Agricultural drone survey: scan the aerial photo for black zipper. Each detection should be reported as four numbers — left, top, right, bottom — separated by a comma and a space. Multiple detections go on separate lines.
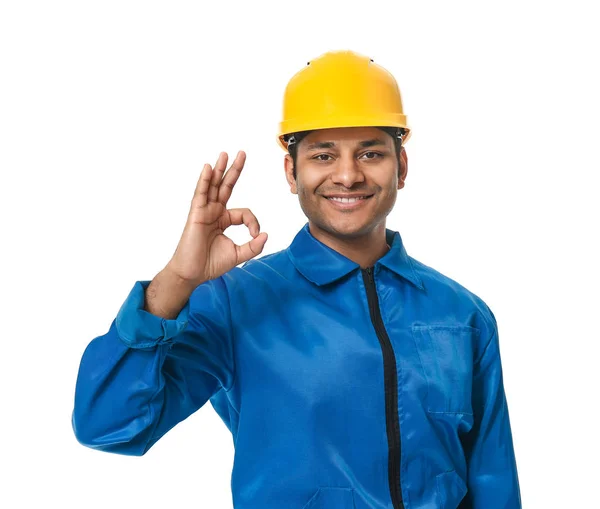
362, 266, 404, 509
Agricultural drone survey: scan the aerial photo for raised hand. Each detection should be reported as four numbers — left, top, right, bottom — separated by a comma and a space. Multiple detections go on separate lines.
166, 151, 268, 286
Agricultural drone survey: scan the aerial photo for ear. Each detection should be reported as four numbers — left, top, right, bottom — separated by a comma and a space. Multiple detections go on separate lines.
397, 146, 408, 190
284, 154, 298, 194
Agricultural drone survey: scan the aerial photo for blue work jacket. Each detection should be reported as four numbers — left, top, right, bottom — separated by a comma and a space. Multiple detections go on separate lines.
72, 223, 521, 508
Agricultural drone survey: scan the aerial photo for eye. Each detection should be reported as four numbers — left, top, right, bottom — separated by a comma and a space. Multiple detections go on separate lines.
360, 151, 383, 160
313, 154, 333, 161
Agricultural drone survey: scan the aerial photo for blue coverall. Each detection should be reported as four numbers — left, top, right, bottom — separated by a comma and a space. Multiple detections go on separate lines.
72, 223, 522, 508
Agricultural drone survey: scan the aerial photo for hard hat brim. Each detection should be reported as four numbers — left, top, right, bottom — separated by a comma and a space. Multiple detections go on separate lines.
277, 115, 411, 152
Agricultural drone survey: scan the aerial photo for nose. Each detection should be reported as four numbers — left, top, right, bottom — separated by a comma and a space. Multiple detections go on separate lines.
330, 156, 365, 188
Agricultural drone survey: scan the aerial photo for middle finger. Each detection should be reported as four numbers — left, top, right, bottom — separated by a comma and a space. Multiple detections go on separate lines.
208, 152, 228, 203
218, 150, 246, 205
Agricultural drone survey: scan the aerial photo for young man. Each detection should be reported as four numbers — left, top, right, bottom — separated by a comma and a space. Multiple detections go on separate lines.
72, 50, 521, 508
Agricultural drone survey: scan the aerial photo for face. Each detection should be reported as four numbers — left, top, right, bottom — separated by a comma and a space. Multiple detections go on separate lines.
284, 126, 408, 240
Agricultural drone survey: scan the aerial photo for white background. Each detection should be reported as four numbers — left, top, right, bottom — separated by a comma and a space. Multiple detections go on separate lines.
1, 1, 598, 507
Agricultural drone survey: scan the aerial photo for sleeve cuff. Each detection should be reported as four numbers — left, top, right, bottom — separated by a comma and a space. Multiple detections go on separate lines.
115, 280, 190, 349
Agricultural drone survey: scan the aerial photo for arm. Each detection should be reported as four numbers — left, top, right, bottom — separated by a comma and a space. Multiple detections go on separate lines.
71, 275, 235, 456
460, 312, 522, 508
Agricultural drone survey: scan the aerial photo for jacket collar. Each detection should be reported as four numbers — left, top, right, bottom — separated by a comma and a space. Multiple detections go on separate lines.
287, 223, 425, 290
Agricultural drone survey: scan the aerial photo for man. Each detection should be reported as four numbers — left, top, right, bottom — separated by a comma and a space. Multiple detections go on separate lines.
72, 50, 521, 508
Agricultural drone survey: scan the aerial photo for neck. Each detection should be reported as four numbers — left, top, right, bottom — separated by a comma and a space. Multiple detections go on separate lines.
308, 221, 390, 269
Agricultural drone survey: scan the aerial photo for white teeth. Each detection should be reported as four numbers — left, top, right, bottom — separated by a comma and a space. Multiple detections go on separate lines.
329, 196, 365, 203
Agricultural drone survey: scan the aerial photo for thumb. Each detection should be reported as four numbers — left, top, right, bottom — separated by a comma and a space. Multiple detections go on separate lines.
236, 232, 268, 265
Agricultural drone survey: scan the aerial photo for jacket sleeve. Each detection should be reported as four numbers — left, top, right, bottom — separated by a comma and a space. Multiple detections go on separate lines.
71, 277, 235, 456
460, 311, 522, 508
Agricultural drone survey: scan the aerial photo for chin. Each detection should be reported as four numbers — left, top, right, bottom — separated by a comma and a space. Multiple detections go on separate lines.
314, 216, 374, 239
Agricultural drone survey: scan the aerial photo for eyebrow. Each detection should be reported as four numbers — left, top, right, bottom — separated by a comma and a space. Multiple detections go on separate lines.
305, 138, 388, 152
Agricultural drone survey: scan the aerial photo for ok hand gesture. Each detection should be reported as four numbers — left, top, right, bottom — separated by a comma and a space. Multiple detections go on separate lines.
167, 151, 268, 286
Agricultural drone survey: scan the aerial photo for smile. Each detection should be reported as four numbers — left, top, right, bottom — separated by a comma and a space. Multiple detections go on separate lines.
329, 196, 367, 203
324, 195, 373, 209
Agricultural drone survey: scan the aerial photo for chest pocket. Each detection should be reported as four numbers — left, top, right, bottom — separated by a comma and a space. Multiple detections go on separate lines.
411, 324, 480, 415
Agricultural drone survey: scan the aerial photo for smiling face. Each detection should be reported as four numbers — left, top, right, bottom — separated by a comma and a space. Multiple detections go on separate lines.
284, 126, 408, 241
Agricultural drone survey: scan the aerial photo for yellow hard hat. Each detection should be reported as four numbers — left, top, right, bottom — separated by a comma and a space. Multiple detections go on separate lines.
277, 50, 411, 152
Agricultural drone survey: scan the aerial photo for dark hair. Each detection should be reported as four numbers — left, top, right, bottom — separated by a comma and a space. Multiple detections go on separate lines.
285, 126, 406, 180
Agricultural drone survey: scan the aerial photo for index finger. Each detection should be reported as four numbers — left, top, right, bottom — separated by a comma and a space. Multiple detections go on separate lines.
217, 150, 246, 205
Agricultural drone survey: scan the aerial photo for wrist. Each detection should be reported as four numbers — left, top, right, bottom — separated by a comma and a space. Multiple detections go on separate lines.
162, 264, 204, 293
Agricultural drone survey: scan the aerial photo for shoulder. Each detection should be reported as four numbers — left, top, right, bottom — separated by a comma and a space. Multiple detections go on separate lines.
409, 254, 498, 341
188, 248, 293, 316
239, 248, 292, 279
214, 247, 296, 291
